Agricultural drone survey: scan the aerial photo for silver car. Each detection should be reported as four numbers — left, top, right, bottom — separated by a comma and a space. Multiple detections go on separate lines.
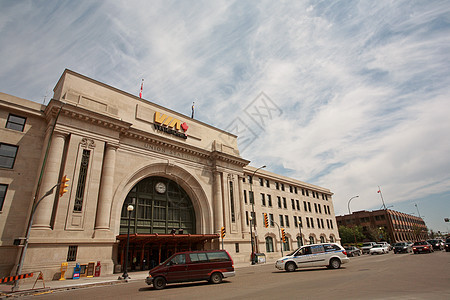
275, 243, 350, 272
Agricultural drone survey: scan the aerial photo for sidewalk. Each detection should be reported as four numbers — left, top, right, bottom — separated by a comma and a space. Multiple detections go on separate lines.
0, 260, 270, 298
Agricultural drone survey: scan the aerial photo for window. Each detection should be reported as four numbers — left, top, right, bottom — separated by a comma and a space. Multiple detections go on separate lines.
327, 219, 330, 229
291, 199, 295, 210
318, 205, 322, 214
277, 196, 281, 208
294, 216, 298, 227
267, 195, 272, 207
0, 184, 7, 211
317, 218, 321, 228
283, 197, 287, 209
330, 220, 333, 229
309, 236, 315, 244
189, 253, 208, 263
294, 187, 298, 194
235, 243, 240, 253
266, 236, 274, 252
320, 236, 325, 243
329, 235, 335, 243
73, 149, 90, 211
170, 254, 186, 265
259, 178, 264, 186
0, 143, 18, 169
303, 201, 307, 211
265, 179, 270, 188
296, 200, 300, 211
269, 213, 274, 227
289, 185, 293, 193
305, 190, 309, 197
261, 193, 266, 206
281, 183, 285, 191
321, 219, 324, 228
310, 218, 314, 228
314, 203, 318, 213
246, 211, 249, 225
275, 182, 279, 190
283, 237, 290, 251
285, 215, 290, 227
306, 218, 310, 228
67, 245, 78, 262
6, 114, 26, 132
279, 214, 284, 227
229, 181, 235, 222
302, 188, 305, 196
308, 202, 311, 212
299, 217, 303, 227
244, 190, 247, 204
247, 175, 252, 184
249, 191, 254, 204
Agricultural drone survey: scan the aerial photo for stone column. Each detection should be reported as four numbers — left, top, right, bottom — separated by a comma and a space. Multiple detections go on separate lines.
95, 143, 118, 230
33, 132, 67, 229
212, 171, 223, 234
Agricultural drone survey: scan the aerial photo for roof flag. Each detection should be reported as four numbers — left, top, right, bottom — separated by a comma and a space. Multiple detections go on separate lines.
139, 79, 144, 98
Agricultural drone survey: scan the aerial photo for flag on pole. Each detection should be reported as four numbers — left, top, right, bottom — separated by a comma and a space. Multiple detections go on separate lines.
139, 79, 144, 98
377, 189, 381, 193
191, 102, 195, 119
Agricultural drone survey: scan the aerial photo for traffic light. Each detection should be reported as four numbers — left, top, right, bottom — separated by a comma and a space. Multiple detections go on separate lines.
263, 213, 269, 228
221, 226, 226, 238
59, 175, 70, 197
281, 228, 286, 243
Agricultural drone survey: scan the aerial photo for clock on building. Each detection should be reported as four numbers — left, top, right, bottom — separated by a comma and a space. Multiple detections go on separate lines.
155, 182, 166, 194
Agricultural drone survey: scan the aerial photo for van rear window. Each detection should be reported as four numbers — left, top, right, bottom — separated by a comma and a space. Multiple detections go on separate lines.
206, 251, 230, 262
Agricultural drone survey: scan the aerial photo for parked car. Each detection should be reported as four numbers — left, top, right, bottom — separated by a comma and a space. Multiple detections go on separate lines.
361, 242, 377, 254
275, 243, 350, 272
445, 237, 450, 252
369, 244, 389, 255
393, 242, 412, 254
427, 239, 444, 250
145, 250, 235, 290
344, 246, 361, 257
412, 241, 434, 254
376, 242, 392, 251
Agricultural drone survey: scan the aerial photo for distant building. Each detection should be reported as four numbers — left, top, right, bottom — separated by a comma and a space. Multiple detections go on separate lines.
336, 209, 428, 243
0, 69, 339, 279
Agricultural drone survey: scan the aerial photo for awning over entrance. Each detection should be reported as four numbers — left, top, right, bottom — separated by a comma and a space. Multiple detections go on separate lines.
116, 233, 219, 244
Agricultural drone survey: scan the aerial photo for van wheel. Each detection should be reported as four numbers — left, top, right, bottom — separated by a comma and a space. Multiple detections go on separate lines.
210, 272, 223, 284
285, 262, 296, 272
329, 258, 341, 269
153, 277, 166, 290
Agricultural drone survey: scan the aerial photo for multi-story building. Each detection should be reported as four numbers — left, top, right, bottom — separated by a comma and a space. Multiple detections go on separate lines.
336, 209, 428, 243
0, 69, 339, 279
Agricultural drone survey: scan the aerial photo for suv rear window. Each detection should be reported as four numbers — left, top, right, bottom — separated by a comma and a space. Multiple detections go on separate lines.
189, 253, 208, 263
324, 244, 341, 252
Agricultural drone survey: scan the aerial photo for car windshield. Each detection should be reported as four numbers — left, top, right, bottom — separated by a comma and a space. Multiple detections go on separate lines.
362, 243, 373, 247
394, 243, 406, 246
413, 241, 426, 245
373, 245, 382, 248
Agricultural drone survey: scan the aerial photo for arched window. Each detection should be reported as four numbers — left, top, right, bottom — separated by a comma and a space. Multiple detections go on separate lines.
283, 237, 290, 251
120, 176, 195, 234
265, 236, 274, 252
320, 236, 325, 243
297, 236, 303, 247
309, 236, 315, 244
329, 235, 335, 243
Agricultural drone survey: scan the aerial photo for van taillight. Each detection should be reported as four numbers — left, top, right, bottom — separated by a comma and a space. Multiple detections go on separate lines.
342, 250, 347, 256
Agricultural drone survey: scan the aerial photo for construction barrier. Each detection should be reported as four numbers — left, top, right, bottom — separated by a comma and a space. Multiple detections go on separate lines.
0, 273, 34, 284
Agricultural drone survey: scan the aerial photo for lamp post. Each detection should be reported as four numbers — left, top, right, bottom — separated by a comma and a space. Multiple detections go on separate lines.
122, 204, 134, 280
249, 165, 266, 253
298, 220, 303, 247
249, 216, 255, 265
347, 195, 359, 246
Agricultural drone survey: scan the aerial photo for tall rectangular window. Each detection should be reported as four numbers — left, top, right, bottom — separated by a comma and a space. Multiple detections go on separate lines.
265, 179, 270, 188
317, 218, 321, 228
269, 213, 274, 227
283, 197, 287, 209
243, 190, 247, 204
6, 114, 26, 132
306, 217, 310, 228
314, 203, 318, 213
291, 199, 295, 210
235, 243, 239, 253
296, 200, 300, 211
73, 149, 90, 211
275, 182, 279, 190
0, 143, 18, 169
267, 194, 272, 207
229, 181, 235, 222
67, 245, 78, 262
285, 215, 290, 227
0, 184, 8, 211
294, 216, 298, 227
308, 202, 311, 212
277, 196, 281, 208
261, 193, 266, 206
279, 214, 284, 227
249, 191, 254, 204
246, 211, 249, 225
259, 178, 264, 186
281, 184, 285, 191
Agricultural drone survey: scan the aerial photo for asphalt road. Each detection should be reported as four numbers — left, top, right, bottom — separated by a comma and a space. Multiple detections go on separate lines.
26, 251, 450, 299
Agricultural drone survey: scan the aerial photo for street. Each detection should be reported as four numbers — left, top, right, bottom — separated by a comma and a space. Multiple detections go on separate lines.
26, 251, 449, 299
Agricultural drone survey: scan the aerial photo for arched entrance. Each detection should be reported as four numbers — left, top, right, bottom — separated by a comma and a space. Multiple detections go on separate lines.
117, 176, 218, 271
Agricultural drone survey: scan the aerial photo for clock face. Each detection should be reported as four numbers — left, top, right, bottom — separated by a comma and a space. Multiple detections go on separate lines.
155, 182, 166, 194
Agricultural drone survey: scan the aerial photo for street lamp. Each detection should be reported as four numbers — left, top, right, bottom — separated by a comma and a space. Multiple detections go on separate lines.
347, 195, 359, 246
122, 204, 134, 280
249, 165, 266, 253
249, 216, 255, 265
298, 220, 303, 247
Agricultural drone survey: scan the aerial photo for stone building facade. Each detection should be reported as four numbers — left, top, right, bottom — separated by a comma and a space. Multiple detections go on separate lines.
0, 69, 339, 279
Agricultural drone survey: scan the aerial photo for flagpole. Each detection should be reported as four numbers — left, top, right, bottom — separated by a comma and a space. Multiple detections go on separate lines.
191, 101, 195, 119
139, 79, 144, 98
378, 186, 387, 210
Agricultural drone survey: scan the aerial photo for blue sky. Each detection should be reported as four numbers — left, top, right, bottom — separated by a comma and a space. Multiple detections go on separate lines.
1, 0, 449, 234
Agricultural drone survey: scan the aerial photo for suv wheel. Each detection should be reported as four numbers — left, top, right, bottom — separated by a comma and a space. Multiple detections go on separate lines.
210, 272, 223, 284
153, 277, 166, 290
285, 262, 296, 272
329, 258, 341, 269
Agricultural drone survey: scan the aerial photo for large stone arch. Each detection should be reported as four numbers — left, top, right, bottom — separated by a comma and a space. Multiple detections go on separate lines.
111, 162, 212, 235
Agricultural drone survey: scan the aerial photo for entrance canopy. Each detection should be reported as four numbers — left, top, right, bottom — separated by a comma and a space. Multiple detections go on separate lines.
116, 233, 219, 245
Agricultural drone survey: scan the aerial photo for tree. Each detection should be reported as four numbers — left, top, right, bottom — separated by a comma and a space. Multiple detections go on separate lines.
339, 225, 365, 245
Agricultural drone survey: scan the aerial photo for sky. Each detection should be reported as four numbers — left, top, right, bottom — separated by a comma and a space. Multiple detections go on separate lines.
1, 0, 449, 234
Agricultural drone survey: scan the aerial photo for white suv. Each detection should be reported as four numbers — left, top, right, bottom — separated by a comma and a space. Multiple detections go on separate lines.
275, 243, 350, 272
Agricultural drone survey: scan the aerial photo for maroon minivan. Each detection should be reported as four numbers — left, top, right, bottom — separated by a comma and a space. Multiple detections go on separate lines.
146, 250, 235, 289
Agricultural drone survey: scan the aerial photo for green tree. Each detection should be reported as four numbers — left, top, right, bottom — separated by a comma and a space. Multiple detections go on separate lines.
339, 225, 365, 245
